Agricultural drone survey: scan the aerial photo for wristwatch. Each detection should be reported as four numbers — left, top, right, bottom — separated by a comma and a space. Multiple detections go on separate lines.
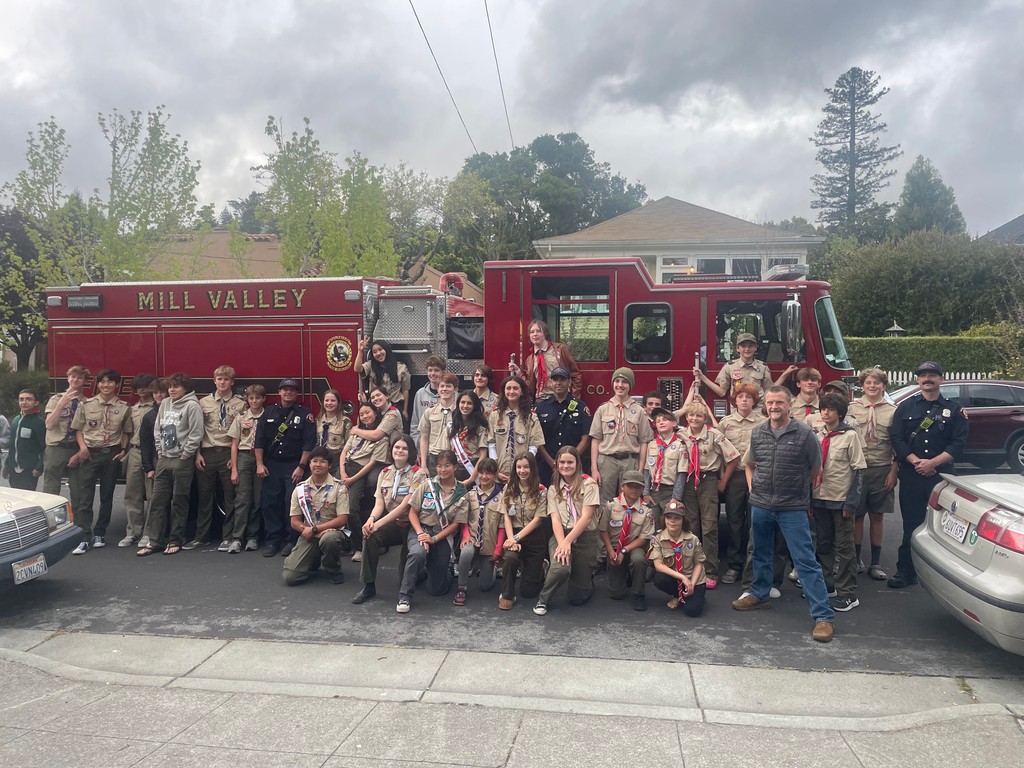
513, 534, 520, 543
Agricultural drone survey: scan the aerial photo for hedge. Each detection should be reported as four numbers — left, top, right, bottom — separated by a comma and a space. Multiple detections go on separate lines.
844, 336, 1006, 376
0, 364, 52, 420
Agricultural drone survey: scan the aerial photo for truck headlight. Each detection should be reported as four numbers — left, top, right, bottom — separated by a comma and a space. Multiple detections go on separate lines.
45, 502, 71, 530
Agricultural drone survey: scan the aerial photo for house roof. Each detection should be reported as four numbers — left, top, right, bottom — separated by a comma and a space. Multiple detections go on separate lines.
151, 230, 286, 278
533, 196, 823, 247
980, 213, 1024, 244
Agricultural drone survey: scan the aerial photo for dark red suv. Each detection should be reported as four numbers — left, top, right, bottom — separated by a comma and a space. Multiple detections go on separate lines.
892, 380, 1024, 472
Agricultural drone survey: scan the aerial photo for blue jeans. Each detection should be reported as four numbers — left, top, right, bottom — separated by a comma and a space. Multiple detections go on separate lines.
751, 505, 835, 623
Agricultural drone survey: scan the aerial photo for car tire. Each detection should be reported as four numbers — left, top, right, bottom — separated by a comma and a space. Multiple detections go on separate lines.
1008, 435, 1024, 474
972, 455, 1005, 471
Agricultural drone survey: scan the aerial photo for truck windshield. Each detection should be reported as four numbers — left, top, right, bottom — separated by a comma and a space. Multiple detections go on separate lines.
814, 297, 852, 370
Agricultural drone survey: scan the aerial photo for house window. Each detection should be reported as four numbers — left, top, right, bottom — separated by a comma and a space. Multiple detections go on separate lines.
697, 258, 726, 274
732, 258, 762, 277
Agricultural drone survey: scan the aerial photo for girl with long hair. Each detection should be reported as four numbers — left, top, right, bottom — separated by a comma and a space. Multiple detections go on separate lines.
487, 375, 543, 484
450, 389, 490, 485
497, 454, 550, 609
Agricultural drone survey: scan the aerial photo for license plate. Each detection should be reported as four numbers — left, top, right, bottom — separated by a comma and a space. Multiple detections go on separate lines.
941, 512, 970, 543
12, 553, 48, 585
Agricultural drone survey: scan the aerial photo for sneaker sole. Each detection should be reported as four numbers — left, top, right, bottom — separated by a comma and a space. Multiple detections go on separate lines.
833, 599, 860, 612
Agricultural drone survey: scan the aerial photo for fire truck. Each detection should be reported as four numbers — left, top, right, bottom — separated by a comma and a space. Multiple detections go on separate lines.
46, 257, 854, 415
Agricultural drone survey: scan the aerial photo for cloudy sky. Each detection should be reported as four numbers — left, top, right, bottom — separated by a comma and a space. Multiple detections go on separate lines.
2, 0, 1021, 234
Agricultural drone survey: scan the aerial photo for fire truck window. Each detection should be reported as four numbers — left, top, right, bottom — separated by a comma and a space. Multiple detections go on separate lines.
530, 275, 610, 362
715, 300, 804, 364
625, 303, 671, 364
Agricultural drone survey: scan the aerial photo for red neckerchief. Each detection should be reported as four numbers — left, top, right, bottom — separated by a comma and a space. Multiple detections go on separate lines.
615, 493, 637, 557
818, 428, 842, 485
686, 431, 702, 485
669, 537, 686, 600
535, 347, 548, 394
653, 431, 678, 486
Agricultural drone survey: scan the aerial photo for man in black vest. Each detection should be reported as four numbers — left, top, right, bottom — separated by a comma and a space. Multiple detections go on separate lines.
255, 379, 316, 557
732, 385, 835, 643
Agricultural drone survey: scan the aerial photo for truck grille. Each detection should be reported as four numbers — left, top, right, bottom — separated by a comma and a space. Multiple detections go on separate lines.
658, 377, 684, 411
0, 508, 49, 555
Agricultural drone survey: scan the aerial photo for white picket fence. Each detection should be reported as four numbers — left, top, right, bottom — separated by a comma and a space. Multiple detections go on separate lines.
882, 370, 995, 388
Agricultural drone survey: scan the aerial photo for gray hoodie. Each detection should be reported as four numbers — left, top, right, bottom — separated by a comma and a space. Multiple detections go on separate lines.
154, 392, 204, 459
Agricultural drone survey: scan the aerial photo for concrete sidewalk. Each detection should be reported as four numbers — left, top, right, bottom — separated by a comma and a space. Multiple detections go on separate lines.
1, 629, 1022, 767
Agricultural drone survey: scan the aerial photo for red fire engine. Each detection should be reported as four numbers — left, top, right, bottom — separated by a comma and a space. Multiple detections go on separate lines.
46, 257, 853, 414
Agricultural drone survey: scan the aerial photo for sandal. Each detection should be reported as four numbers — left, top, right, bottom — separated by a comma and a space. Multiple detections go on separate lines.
868, 564, 888, 581
163, 545, 181, 555
136, 547, 161, 557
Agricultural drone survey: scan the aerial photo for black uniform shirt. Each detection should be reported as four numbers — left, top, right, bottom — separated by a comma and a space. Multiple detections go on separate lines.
891, 392, 968, 469
255, 403, 316, 462
537, 395, 592, 457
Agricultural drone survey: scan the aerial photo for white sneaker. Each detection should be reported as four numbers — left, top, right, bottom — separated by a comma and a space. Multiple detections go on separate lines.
244, 538, 259, 551
788, 568, 798, 582
72, 541, 89, 555
532, 602, 548, 616
216, 540, 231, 552
91, 535, 106, 548
138, 536, 151, 548
117, 535, 137, 548
770, 587, 782, 599
396, 598, 411, 614
227, 540, 242, 554
351, 551, 363, 562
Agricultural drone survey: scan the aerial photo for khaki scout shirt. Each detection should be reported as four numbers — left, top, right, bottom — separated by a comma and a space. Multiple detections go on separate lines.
649, 529, 707, 585
228, 408, 263, 452
681, 426, 740, 473
288, 474, 349, 523
466, 482, 505, 551
45, 392, 81, 446
361, 360, 411, 404
502, 487, 548, 530
199, 393, 246, 448
342, 431, 388, 467
547, 476, 601, 531
848, 398, 896, 468
419, 400, 458, 455
409, 479, 470, 529
809, 422, 867, 503
71, 396, 132, 448
644, 431, 688, 487
717, 411, 767, 458
128, 400, 155, 448
488, 408, 544, 476
599, 494, 655, 544
375, 464, 428, 519
589, 398, 654, 455
792, 397, 820, 424
317, 414, 352, 456
379, 406, 404, 446
715, 359, 771, 398
477, 389, 499, 416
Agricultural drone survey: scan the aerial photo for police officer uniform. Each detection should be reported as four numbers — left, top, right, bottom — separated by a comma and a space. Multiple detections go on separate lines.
536, 367, 593, 486
889, 361, 968, 587
254, 379, 316, 555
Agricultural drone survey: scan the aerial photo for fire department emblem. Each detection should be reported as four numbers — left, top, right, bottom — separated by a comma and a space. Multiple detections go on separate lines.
326, 336, 353, 371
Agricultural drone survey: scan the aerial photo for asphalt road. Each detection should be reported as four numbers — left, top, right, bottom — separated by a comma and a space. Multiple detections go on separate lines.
3, 468, 1022, 681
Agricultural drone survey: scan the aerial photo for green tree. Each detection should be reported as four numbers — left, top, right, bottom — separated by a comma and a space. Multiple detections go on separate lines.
891, 155, 966, 238
332, 152, 395, 278
829, 231, 1021, 337
0, 207, 50, 370
810, 67, 902, 240
382, 163, 449, 282
228, 191, 268, 234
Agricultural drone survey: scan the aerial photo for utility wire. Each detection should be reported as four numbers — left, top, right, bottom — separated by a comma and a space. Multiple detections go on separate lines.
484, 0, 515, 151
408, 0, 478, 155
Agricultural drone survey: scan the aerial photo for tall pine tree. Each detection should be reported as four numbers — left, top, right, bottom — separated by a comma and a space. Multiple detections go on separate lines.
810, 67, 902, 241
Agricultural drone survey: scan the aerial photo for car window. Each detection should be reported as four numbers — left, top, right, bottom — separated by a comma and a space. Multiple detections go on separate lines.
967, 384, 1016, 408
939, 384, 961, 404
1014, 386, 1024, 406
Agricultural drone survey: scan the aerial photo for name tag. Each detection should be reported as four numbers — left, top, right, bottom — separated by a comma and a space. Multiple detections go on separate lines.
610, 519, 623, 528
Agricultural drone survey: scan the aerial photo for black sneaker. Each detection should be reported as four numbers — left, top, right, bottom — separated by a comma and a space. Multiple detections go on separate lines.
887, 572, 918, 589
262, 542, 282, 557
352, 584, 377, 604
631, 594, 648, 612
831, 596, 859, 612
280, 542, 294, 557
329, 570, 345, 585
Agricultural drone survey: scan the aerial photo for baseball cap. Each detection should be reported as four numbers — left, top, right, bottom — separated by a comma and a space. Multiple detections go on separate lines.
650, 406, 678, 422
278, 378, 300, 390
622, 470, 646, 487
736, 333, 757, 345
914, 361, 944, 376
663, 499, 685, 517
549, 367, 570, 379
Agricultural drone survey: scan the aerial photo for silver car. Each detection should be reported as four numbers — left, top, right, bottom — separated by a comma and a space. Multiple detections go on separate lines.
912, 474, 1024, 656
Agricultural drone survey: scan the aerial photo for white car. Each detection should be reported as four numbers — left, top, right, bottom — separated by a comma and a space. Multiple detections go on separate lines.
912, 474, 1024, 656
0, 487, 80, 588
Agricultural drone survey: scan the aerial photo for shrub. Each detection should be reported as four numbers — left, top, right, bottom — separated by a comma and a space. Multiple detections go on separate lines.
844, 336, 1007, 376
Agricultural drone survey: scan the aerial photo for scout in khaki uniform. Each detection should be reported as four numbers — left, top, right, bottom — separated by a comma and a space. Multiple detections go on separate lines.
450, 390, 490, 484
599, 470, 655, 611
643, 407, 687, 530
498, 453, 549, 609
398, 450, 470, 613
282, 447, 350, 585
791, 367, 822, 424
353, 435, 429, 605
316, 388, 352, 474
358, 337, 412, 421
650, 500, 707, 617
696, 332, 771, 400
353, 387, 403, 451
677, 401, 740, 588
848, 368, 898, 581
118, 374, 156, 547
194, 365, 246, 551
340, 404, 390, 555
453, 458, 503, 605
589, 367, 653, 503
227, 384, 266, 553
71, 368, 132, 553
809, 393, 867, 612
716, 384, 767, 584
43, 365, 89, 513
488, 375, 544, 482
472, 364, 499, 416
534, 446, 602, 615
418, 372, 460, 472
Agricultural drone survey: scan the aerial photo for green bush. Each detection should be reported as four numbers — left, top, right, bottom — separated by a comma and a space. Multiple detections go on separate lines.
0, 362, 51, 419
844, 336, 1007, 376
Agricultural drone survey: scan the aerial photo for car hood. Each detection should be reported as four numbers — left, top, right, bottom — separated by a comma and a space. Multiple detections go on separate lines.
942, 473, 1024, 515
0, 487, 68, 515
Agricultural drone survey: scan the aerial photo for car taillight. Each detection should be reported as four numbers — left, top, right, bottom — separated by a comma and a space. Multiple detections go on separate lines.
976, 507, 1024, 554
928, 481, 949, 511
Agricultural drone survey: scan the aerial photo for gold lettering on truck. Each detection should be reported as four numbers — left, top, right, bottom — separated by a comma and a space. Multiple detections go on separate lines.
135, 286, 313, 312
139, 292, 155, 311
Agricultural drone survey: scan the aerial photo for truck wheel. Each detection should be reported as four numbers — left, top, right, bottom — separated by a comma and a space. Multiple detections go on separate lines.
1008, 435, 1024, 474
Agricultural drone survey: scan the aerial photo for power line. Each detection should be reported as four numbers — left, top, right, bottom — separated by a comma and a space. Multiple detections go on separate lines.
484, 0, 515, 151
408, 0, 478, 155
